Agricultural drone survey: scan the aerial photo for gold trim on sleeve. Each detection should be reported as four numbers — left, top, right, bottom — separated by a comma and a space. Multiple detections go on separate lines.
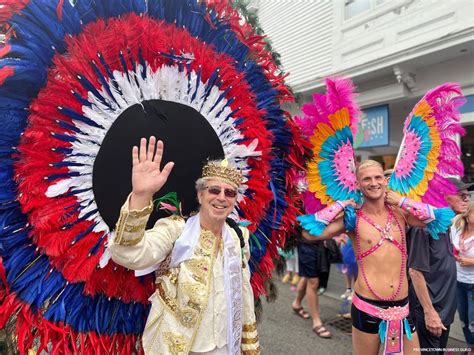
124, 222, 148, 233
128, 203, 153, 218
242, 335, 259, 344
242, 347, 261, 355
113, 232, 144, 246
242, 322, 257, 332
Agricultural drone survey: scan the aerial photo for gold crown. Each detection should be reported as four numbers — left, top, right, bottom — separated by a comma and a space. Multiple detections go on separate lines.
201, 159, 242, 188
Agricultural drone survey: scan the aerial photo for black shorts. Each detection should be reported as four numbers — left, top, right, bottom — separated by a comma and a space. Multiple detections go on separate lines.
351, 293, 416, 334
297, 243, 321, 278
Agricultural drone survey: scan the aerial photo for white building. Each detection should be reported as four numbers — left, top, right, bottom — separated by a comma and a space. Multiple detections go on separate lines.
257, 0, 474, 181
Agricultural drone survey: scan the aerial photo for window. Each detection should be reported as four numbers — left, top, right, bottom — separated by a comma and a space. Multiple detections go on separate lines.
344, 0, 385, 20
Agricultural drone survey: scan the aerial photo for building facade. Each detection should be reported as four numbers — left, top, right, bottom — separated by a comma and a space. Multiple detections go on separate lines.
257, 0, 474, 181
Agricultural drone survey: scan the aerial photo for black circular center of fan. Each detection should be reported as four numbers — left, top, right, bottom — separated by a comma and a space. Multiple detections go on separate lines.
93, 100, 225, 229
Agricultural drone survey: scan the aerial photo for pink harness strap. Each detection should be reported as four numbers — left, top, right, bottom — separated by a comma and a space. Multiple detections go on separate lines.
356, 235, 404, 260
353, 293, 410, 355
357, 208, 405, 260
355, 206, 407, 302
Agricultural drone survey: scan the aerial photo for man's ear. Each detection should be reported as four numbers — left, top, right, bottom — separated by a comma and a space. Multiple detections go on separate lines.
445, 194, 453, 205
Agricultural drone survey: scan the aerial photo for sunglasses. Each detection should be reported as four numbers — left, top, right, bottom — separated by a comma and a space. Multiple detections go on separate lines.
457, 192, 471, 201
204, 186, 238, 198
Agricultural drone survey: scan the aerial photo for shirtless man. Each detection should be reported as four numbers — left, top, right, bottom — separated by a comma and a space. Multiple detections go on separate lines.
300, 160, 453, 355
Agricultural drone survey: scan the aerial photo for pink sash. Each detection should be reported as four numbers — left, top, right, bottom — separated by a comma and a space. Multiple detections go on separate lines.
352, 293, 410, 354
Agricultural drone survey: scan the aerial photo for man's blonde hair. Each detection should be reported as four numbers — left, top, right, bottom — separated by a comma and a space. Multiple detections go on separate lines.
356, 160, 383, 179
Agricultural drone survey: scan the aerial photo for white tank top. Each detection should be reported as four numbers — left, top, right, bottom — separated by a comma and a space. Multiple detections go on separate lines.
450, 225, 474, 284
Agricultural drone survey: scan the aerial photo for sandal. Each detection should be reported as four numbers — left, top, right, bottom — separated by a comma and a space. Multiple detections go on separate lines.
313, 325, 332, 338
292, 306, 310, 319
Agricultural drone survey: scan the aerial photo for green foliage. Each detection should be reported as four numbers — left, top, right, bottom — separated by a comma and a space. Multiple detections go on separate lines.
231, 0, 282, 67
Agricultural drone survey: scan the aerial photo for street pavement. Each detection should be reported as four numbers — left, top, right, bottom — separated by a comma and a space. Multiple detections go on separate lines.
258, 275, 468, 354
259, 277, 353, 354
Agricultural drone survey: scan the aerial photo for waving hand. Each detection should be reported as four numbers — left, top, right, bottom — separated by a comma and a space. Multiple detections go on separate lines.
130, 136, 174, 209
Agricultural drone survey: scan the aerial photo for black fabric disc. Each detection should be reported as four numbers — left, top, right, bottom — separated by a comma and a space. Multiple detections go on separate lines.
93, 99, 224, 229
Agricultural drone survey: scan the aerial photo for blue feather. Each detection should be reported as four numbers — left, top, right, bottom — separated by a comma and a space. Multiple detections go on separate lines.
404, 318, 412, 341
426, 207, 455, 239
378, 320, 387, 343
343, 206, 357, 232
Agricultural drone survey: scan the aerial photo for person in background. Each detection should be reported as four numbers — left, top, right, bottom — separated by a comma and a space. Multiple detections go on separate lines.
451, 201, 474, 354
279, 246, 300, 291
335, 234, 357, 302
408, 177, 471, 355
292, 226, 332, 338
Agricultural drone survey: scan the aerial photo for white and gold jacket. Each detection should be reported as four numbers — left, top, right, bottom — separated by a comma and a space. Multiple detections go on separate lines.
109, 198, 260, 355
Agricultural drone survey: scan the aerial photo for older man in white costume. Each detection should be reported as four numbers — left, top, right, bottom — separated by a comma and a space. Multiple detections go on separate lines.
109, 136, 260, 355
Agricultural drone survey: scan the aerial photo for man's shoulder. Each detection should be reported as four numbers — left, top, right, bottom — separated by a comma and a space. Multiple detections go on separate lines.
153, 215, 186, 232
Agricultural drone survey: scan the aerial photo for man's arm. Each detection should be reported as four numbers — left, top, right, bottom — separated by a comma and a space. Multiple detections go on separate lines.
109, 196, 183, 270
385, 190, 454, 237
408, 268, 447, 337
297, 199, 356, 237
407, 227, 447, 337
301, 217, 345, 241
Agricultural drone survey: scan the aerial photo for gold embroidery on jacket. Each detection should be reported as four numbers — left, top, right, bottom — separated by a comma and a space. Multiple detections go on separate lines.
128, 204, 153, 218
156, 283, 200, 328
185, 259, 209, 284
123, 222, 147, 233
180, 309, 199, 328
186, 229, 222, 351
242, 322, 257, 332
182, 282, 207, 306
145, 312, 164, 353
164, 332, 188, 355
113, 233, 144, 247
114, 201, 151, 245
242, 347, 261, 355
242, 335, 259, 344
157, 282, 178, 313
151, 228, 223, 353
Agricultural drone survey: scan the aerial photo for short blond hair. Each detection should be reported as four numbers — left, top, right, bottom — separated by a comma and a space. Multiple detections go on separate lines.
356, 160, 383, 179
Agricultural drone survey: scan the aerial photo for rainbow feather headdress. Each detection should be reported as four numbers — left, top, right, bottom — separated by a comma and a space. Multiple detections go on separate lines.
296, 77, 362, 214
297, 77, 465, 236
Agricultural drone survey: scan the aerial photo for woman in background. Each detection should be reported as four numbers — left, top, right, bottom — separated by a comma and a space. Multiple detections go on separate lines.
451, 202, 474, 354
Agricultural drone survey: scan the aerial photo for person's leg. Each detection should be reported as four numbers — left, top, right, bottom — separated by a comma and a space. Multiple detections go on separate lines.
291, 277, 310, 319
402, 331, 420, 355
466, 284, 474, 349
282, 271, 291, 284
458, 281, 474, 350
438, 326, 450, 350
306, 277, 321, 327
307, 277, 331, 337
352, 327, 380, 355
292, 277, 307, 308
341, 273, 352, 299
415, 314, 445, 355
319, 268, 329, 289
